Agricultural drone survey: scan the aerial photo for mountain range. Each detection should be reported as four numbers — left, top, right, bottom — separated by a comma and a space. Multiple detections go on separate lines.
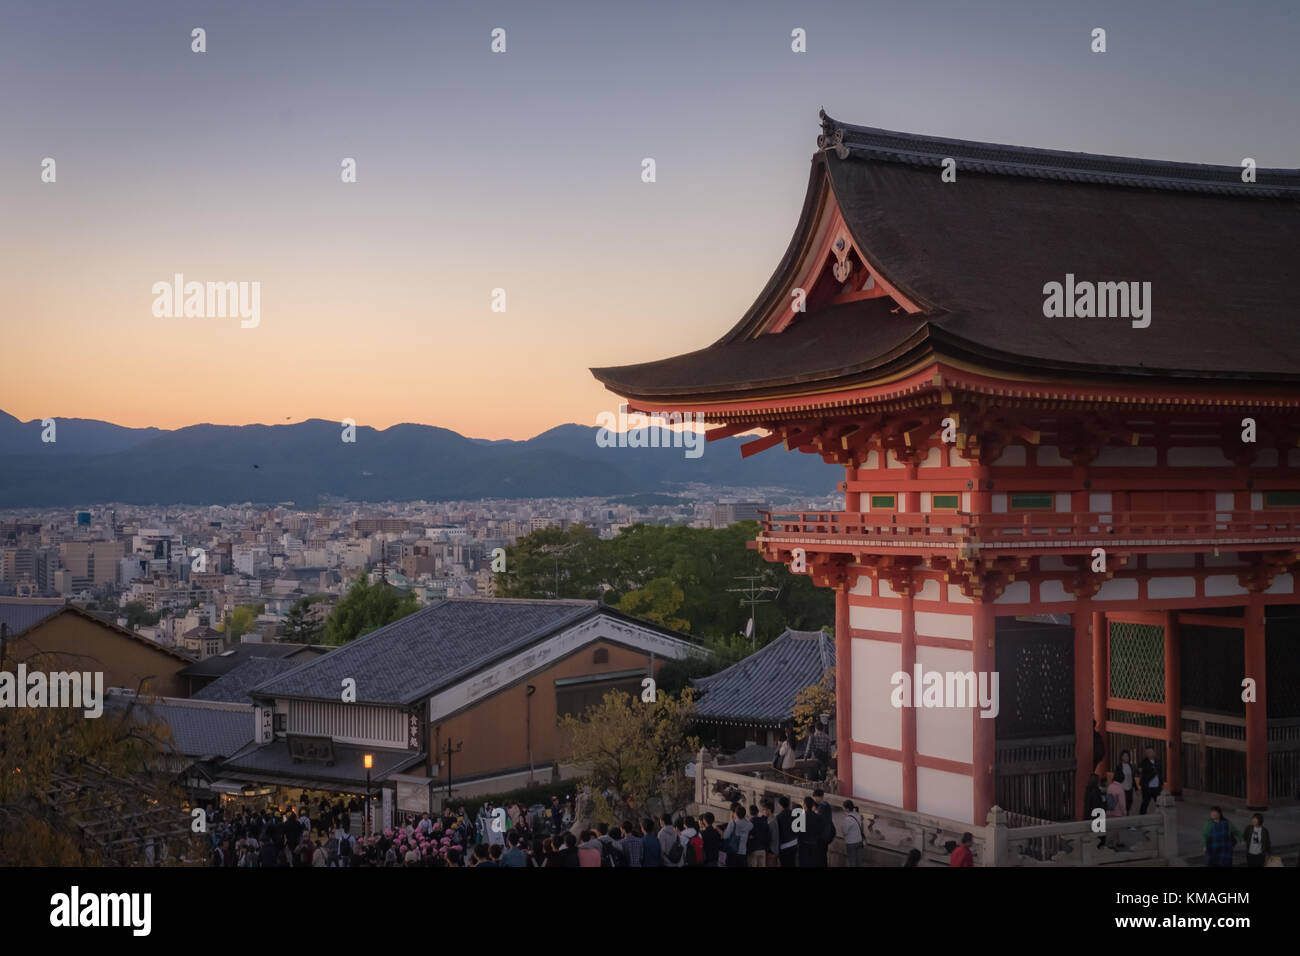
0, 411, 836, 507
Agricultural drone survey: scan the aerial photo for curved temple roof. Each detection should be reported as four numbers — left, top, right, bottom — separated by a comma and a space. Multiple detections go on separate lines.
592, 112, 1300, 407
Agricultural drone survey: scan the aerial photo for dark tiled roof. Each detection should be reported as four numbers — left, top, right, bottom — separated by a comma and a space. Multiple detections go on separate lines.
0, 598, 65, 637
592, 113, 1300, 398
250, 599, 602, 706
221, 739, 424, 786
178, 642, 325, 679
190, 657, 301, 703
107, 695, 256, 759
692, 629, 834, 724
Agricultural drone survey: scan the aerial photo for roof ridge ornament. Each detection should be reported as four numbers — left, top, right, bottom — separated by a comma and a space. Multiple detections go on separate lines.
817, 109, 849, 159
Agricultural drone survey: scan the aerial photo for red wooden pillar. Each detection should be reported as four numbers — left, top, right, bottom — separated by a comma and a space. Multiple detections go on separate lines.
900, 588, 917, 811
834, 585, 853, 798
1245, 592, 1268, 809
844, 464, 860, 512
1073, 605, 1093, 818
972, 601, 996, 824
1092, 610, 1108, 768
903, 463, 920, 514
1163, 610, 1182, 794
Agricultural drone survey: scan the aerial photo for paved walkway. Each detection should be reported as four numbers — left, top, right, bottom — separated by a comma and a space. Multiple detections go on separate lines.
1171, 793, 1300, 866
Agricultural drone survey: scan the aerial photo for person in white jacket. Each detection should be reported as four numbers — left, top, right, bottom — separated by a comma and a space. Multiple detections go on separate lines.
841, 800, 866, 866
776, 732, 796, 773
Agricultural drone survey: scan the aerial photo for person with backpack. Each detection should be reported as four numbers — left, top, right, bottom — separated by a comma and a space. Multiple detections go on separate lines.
721, 803, 753, 868
841, 800, 865, 867
658, 814, 678, 864
679, 816, 704, 867
746, 803, 770, 867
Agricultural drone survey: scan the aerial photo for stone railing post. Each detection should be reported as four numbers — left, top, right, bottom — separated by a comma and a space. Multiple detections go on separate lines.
694, 748, 709, 807
984, 805, 1006, 867
1158, 790, 1178, 862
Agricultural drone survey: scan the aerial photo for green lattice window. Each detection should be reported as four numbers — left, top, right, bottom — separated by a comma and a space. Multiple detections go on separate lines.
932, 494, 960, 510
870, 494, 896, 510
1010, 492, 1054, 510
1265, 491, 1300, 508
1109, 622, 1165, 703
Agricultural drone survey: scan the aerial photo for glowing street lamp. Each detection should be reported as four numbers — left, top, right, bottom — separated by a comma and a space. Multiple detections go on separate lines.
364, 753, 373, 836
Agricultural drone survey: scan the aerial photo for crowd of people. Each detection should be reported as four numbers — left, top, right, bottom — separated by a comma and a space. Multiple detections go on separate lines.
203, 788, 878, 867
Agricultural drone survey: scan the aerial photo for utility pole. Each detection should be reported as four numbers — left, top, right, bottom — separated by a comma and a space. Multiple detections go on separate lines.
727, 576, 780, 646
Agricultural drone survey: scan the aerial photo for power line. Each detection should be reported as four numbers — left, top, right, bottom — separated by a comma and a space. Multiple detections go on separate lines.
726, 576, 780, 645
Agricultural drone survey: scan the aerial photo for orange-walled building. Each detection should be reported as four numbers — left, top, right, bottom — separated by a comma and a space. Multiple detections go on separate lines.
228, 598, 697, 821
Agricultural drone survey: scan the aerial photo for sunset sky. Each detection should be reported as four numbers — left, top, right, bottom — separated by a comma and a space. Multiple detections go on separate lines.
2, 0, 1296, 439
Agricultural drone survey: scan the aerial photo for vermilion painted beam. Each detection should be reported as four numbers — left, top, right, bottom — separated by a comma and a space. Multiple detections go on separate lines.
739, 431, 786, 458
704, 422, 754, 442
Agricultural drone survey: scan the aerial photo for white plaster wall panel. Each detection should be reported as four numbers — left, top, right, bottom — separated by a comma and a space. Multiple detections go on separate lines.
1089, 494, 1113, 512
1205, 553, 1240, 568
920, 447, 942, 468
887, 450, 906, 469
854, 640, 901, 749
1251, 492, 1263, 510
1039, 556, 1070, 572
1095, 446, 1157, 467
921, 494, 931, 513
1215, 493, 1235, 510
863, 450, 879, 469
915, 578, 941, 602
854, 754, 903, 808
1148, 553, 1196, 569
1147, 577, 1197, 599
1168, 447, 1233, 467
961, 492, 971, 511
915, 646, 975, 765
1037, 445, 1068, 466
1055, 493, 1071, 513
994, 580, 1031, 604
992, 494, 1007, 513
1258, 449, 1279, 466
1290, 449, 1300, 468
917, 768, 974, 824
999, 445, 1026, 466
1267, 573, 1294, 595
947, 585, 973, 605
851, 604, 902, 633
949, 447, 971, 467
878, 578, 898, 599
850, 575, 874, 597
1039, 579, 1071, 602
1097, 578, 1139, 601
915, 610, 973, 641
1205, 575, 1247, 597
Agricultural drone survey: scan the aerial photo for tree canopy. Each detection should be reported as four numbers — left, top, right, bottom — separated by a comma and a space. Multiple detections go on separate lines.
323, 576, 419, 646
496, 521, 831, 643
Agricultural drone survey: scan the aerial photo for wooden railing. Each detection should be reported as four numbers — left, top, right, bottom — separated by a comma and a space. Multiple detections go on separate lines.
759, 509, 1300, 554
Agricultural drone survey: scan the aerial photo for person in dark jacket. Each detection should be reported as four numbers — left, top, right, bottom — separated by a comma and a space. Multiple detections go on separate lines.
813, 789, 835, 866
699, 813, 722, 867
1138, 747, 1163, 814
797, 796, 826, 867
746, 803, 771, 867
1241, 813, 1269, 867
775, 796, 797, 867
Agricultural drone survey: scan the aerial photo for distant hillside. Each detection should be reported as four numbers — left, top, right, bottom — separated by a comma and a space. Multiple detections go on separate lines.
0, 414, 837, 507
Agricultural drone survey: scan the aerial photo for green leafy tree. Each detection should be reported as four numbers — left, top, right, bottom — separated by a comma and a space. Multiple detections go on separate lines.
121, 601, 162, 630
559, 688, 699, 822
617, 576, 688, 631
220, 603, 265, 642
324, 576, 418, 646
495, 525, 605, 599
792, 666, 836, 742
282, 595, 326, 643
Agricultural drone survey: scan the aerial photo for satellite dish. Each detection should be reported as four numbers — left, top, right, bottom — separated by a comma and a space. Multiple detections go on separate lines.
744, 618, 753, 638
